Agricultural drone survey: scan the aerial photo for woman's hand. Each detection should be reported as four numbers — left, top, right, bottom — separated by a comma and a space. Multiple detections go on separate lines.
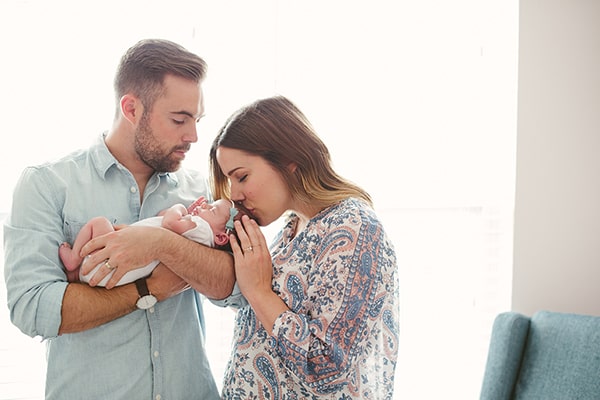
80, 225, 165, 288
230, 215, 272, 301
231, 215, 289, 335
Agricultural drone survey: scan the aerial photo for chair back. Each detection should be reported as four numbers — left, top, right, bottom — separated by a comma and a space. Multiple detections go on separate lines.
480, 310, 600, 400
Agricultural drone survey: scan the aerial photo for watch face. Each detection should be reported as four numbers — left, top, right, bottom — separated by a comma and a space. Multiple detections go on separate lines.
136, 295, 157, 310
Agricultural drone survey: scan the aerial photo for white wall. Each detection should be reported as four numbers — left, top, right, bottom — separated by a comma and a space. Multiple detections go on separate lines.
513, 0, 600, 316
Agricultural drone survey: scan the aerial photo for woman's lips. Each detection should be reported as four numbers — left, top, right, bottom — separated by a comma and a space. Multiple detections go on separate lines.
236, 203, 257, 220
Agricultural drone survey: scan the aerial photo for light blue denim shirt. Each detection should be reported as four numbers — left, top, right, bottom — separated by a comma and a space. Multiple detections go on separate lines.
3, 134, 220, 399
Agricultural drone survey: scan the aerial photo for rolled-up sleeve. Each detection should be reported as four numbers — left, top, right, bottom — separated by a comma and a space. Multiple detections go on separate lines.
209, 281, 248, 309
4, 167, 68, 339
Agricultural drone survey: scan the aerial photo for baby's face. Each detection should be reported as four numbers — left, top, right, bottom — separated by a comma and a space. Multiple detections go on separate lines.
195, 198, 232, 233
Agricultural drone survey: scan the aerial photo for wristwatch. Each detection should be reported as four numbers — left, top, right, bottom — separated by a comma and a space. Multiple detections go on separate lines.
135, 277, 157, 310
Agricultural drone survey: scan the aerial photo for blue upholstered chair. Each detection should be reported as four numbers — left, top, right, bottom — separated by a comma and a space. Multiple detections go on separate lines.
480, 310, 600, 400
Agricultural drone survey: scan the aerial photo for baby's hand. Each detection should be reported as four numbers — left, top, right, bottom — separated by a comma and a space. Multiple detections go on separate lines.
187, 196, 207, 214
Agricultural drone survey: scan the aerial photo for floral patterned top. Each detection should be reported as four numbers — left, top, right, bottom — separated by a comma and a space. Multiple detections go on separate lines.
221, 198, 399, 400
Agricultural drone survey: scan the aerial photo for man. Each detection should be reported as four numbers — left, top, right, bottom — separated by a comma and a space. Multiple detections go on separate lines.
3, 39, 235, 399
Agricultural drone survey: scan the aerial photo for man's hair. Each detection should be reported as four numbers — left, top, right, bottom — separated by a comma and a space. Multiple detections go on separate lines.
113, 38, 207, 118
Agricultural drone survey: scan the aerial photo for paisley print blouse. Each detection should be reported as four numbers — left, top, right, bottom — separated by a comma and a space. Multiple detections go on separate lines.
221, 198, 399, 400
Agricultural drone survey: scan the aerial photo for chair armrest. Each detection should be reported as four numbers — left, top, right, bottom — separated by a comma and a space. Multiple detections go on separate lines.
480, 312, 530, 400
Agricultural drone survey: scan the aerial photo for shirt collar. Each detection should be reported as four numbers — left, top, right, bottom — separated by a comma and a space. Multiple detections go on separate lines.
89, 132, 178, 184
89, 132, 116, 178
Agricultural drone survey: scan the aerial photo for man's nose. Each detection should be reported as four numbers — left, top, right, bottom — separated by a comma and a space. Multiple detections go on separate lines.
183, 124, 198, 143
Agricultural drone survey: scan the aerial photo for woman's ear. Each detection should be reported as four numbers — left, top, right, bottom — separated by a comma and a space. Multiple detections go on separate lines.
287, 162, 298, 173
214, 232, 230, 246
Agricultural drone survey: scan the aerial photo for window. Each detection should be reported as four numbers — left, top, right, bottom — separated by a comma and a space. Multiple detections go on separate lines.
0, 1, 517, 398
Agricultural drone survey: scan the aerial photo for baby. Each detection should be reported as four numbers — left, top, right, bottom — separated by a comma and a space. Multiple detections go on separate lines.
59, 196, 239, 286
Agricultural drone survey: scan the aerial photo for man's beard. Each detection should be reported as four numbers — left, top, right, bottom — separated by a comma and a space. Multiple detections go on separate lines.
134, 114, 189, 173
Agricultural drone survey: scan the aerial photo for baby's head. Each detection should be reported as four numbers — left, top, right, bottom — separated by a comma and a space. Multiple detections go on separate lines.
218, 201, 255, 251
188, 197, 254, 249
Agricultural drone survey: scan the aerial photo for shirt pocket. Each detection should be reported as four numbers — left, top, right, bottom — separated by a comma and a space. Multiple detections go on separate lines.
62, 217, 118, 245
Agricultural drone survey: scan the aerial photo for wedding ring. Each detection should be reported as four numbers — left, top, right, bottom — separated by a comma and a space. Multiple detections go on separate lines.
104, 260, 116, 270
243, 246, 253, 252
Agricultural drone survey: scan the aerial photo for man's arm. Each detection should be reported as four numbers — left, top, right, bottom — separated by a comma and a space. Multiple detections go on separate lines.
59, 264, 189, 334
155, 230, 235, 299
59, 283, 137, 334
80, 225, 236, 299
4, 167, 209, 338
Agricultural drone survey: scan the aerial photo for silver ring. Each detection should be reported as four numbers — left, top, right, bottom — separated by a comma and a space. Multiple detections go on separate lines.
104, 260, 116, 270
243, 246, 253, 252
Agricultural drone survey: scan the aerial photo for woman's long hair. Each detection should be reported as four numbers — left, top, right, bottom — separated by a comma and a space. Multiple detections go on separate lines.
209, 96, 372, 210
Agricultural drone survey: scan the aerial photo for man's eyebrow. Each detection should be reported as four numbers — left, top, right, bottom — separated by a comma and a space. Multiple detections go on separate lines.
171, 110, 205, 119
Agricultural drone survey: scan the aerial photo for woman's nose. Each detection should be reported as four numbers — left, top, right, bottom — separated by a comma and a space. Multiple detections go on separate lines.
229, 186, 243, 203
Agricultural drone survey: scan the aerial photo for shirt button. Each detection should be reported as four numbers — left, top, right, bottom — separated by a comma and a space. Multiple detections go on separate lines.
154, 351, 159, 358
130, 186, 137, 193
155, 395, 162, 400
149, 307, 155, 313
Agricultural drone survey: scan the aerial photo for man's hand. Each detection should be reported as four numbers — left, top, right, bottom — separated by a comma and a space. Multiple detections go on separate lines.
80, 225, 164, 287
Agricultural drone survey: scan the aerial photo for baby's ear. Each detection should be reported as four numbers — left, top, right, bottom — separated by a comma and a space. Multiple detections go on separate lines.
214, 232, 229, 246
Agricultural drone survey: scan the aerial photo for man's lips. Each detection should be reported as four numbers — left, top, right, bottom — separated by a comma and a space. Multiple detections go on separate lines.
173, 147, 189, 159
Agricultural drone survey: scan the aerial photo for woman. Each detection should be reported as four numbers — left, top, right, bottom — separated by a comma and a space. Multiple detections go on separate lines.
210, 96, 399, 399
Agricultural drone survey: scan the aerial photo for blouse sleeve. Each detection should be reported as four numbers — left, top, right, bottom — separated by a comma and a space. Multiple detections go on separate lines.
270, 203, 398, 393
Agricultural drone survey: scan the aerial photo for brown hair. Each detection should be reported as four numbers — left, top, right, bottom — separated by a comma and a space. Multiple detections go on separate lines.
113, 39, 207, 118
209, 96, 372, 210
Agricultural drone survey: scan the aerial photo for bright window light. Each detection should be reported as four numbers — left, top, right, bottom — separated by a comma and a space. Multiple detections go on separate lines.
0, 1, 518, 399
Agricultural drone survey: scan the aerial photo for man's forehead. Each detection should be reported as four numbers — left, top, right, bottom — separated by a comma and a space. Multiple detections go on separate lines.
160, 75, 204, 116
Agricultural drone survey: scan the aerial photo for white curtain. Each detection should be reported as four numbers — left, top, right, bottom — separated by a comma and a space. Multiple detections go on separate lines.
0, 1, 518, 398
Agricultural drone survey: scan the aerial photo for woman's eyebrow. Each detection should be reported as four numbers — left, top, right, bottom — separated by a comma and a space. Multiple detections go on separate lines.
226, 167, 242, 176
